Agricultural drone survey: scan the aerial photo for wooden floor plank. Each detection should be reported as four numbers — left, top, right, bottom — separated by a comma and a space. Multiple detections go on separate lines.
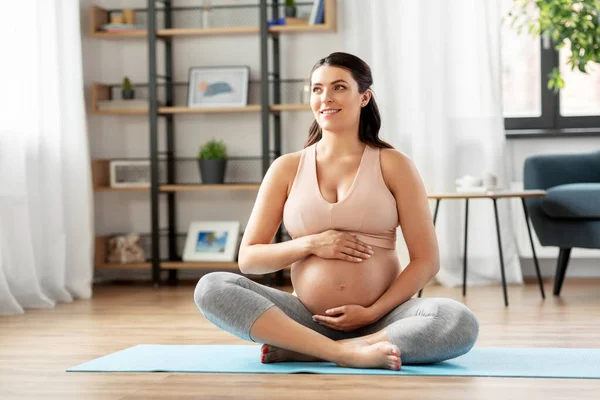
1, 278, 599, 399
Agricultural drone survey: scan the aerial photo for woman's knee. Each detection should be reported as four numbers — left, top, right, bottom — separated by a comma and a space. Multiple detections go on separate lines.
194, 271, 240, 312
441, 299, 479, 349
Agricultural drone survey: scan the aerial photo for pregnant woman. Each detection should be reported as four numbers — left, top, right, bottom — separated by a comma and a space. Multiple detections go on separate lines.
194, 52, 479, 370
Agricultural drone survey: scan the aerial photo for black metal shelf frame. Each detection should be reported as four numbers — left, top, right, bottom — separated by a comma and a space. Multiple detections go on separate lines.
146, 0, 288, 286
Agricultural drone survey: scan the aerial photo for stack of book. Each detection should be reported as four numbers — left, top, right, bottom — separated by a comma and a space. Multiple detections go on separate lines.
308, 0, 325, 25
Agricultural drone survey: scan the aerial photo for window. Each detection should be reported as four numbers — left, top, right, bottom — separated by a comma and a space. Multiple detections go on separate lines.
500, 0, 600, 132
559, 48, 600, 117
500, 1, 541, 118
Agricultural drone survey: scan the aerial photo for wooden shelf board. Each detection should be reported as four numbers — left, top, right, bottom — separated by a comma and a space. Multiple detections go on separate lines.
93, 109, 148, 115
92, 24, 335, 39
271, 104, 311, 111
161, 261, 240, 269
91, 25, 333, 38
96, 263, 151, 269
157, 27, 259, 36
159, 105, 311, 114
92, 105, 310, 114
94, 184, 260, 192
158, 106, 261, 114
94, 186, 149, 192
160, 184, 260, 192
96, 262, 290, 270
269, 24, 334, 33
157, 25, 333, 36
161, 262, 291, 270
92, 31, 147, 38
427, 190, 547, 200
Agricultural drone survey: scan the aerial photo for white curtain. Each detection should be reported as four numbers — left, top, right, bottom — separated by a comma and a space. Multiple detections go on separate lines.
0, 1, 93, 314
342, 0, 523, 287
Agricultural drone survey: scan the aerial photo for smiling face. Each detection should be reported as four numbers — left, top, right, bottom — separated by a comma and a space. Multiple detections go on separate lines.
310, 66, 370, 133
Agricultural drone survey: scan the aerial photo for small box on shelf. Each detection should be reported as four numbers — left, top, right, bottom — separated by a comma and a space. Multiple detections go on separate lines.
92, 159, 150, 191
109, 160, 151, 188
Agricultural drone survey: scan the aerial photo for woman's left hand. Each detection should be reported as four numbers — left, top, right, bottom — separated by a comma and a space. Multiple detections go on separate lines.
312, 304, 376, 332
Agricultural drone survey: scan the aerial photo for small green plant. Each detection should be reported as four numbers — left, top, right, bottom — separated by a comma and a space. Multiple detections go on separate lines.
508, 0, 600, 92
285, 0, 296, 7
198, 139, 227, 160
121, 77, 133, 91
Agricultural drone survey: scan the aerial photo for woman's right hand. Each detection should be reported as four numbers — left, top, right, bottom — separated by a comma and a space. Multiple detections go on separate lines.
308, 230, 374, 262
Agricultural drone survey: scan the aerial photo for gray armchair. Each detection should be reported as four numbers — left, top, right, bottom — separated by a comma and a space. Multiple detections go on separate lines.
523, 150, 600, 296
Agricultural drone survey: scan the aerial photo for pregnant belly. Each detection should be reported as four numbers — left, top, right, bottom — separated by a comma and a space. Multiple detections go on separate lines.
290, 247, 401, 316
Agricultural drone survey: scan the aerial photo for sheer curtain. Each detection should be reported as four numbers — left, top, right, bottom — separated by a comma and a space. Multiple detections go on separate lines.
342, 0, 523, 287
0, 1, 93, 315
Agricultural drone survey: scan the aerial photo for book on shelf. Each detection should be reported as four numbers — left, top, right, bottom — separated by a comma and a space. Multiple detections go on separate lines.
309, 0, 325, 25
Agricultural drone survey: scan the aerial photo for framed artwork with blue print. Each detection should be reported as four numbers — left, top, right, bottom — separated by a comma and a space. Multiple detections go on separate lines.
182, 221, 240, 262
187, 66, 250, 108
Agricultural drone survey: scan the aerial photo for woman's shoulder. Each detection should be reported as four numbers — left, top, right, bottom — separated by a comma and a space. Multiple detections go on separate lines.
379, 148, 420, 191
263, 149, 305, 189
266, 149, 306, 197
269, 149, 304, 174
380, 147, 414, 171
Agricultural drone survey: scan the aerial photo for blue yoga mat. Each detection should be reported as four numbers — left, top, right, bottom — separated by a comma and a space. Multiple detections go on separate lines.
67, 345, 600, 379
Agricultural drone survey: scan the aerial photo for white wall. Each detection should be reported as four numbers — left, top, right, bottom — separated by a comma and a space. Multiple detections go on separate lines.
81, 0, 600, 281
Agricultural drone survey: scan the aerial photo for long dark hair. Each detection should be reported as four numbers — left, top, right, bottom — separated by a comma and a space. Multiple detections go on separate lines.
305, 52, 393, 149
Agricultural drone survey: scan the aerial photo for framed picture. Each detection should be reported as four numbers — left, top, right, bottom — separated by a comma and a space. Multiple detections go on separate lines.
182, 221, 241, 262
187, 66, 250, 108
109, 160, 151, 187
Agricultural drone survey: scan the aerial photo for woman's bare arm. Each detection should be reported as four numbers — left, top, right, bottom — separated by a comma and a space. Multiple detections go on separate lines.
367, 149, 440, 320
238, 152, 313, 275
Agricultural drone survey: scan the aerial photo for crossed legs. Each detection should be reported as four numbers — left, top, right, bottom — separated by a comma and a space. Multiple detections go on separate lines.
194, 272, 478, 369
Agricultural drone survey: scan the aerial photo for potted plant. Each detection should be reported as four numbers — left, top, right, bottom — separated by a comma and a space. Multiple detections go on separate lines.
197, 139, 228, 184
509, 0, 600, 92
121, 77, 135, 100
285, 0, 297, 18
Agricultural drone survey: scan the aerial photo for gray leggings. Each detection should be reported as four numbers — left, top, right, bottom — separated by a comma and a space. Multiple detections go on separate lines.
194, 271, 479, 364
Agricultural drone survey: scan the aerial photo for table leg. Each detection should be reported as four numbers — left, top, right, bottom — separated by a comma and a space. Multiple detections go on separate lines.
493, 199, 509, 307
463, 199, 469, 296
433, 199, 441, 225
418, 199, 441, 298
521, 198, 546, 300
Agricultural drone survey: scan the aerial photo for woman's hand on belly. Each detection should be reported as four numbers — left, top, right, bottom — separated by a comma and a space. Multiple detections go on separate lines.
308, 230, 374, 262
312, 304, 376, 332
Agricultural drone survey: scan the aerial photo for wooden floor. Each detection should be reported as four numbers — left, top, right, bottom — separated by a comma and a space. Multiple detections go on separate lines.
1, 278, 600, 399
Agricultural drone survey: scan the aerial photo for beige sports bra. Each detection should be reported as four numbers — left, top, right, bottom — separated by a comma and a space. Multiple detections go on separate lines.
283, 142, 399, 251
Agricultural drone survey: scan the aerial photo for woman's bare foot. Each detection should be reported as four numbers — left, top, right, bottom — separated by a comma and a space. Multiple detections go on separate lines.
261, 341, 402, 370
261, 343, 322, 363
337, 342, 401, 370
260, 338, 372, 364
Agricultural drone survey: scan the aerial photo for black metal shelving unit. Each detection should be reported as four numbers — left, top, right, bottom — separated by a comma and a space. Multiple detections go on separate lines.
145, 0, 293, 287
91, 0, 334, 285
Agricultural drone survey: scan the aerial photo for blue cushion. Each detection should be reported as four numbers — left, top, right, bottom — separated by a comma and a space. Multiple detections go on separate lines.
541, 183, 600, 219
